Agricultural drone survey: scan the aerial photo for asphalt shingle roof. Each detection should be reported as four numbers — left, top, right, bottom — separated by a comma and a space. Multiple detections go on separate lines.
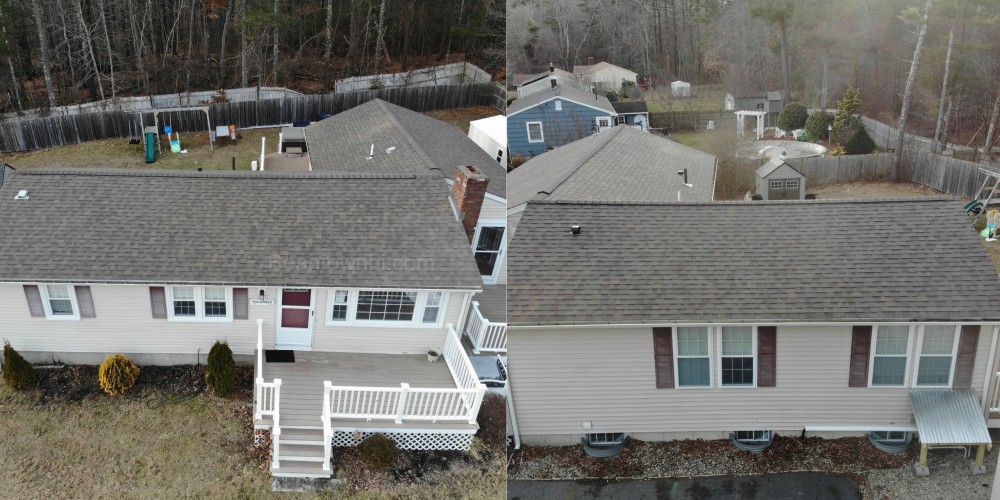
508, 198, 1000, 325
305, 99, 505, 198
507, 126, 717, 207
610, 101, 648, 114
0, 169, 483, 289
506, 85, 617, 116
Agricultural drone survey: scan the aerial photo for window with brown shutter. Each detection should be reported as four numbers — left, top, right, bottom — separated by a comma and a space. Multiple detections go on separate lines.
74, 286, 96, 319
952, 325, 979, 388
233, 288, 249, 320
757, 326, 777, 387
149, 287, 167, 319
849, 326, 873, 387
23, 285, 45, 318
653, 327, 675, 389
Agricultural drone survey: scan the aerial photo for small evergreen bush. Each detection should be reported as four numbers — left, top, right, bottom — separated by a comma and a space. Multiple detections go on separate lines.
2, 341, 36, 390
805, 111, 834, 142
206, 340, 236, 397
778, 102, 808, 131
845, 126, 876, 155
99, 353, 140, 396
356, 433, 399, 470
476, 393, 507, 449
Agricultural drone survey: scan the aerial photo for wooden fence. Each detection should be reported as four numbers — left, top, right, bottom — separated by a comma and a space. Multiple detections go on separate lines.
334, 62, 491, 93
649, 110, 778, 132
0, 83, 502, 153
786, 153, 898, 186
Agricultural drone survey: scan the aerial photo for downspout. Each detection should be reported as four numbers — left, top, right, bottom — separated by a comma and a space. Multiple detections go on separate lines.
980, 325, 999, 413
455, 291, 474, 343
507, 373, 521, 450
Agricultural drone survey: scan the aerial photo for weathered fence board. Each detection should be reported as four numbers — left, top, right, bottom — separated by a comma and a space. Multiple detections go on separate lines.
334, 62, 491, 93
0, 83, 502, 153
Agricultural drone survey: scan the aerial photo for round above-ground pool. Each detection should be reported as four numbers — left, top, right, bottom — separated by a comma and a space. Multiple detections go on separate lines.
735, 140, 827, 160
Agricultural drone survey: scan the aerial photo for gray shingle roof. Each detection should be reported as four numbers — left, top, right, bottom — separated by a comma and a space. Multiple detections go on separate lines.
507, 85, 616, 116
755, 157, 801, 178
610, 101, 648, 114
0, 169, 483, 289
507, 126, 717, 207
508, 198, 1000, 325
305, 99, 505, 198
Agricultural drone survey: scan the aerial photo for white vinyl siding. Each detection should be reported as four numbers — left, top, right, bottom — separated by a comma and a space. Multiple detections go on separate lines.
507, 325, 995, 444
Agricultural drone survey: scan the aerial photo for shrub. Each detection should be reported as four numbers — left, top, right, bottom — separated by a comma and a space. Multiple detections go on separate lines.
805, 111, 834, 142
2, 341, 36, 390
974, 215, 988, 233
476, 393, 507, 449
828, 146, 846, 156
832, 86, 863, 141
778, 102, 808, 131
206, 341, 236, 397
845, 126, 876, 155
356, 433, 399, 470
99, 354, 140, 396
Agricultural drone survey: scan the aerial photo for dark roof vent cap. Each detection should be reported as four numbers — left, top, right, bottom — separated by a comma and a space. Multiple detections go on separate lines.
570, 225, 582, 235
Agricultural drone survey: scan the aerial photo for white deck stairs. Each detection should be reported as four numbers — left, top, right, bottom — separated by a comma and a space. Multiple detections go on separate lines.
270, 425, 332, 479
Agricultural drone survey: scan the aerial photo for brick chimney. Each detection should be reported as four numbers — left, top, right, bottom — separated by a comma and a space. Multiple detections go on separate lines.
549, 62, 555, 73
452, 166, 489, 243
588, 55, 595, 65
550, 77, 557, 89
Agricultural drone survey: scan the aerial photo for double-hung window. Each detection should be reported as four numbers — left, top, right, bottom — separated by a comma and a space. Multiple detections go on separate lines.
676, 327, 711, 387
870, 326, 910, 386
330, 290, 349, 321
721, 326, 755, 387
42, 284, 78, 319
168, 286, 231, 321
526, 122, 544, 143
422, 292, 443, 324
916, 325, 958, 386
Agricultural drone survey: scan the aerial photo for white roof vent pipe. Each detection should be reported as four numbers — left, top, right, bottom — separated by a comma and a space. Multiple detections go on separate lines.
14, 189, 29, 200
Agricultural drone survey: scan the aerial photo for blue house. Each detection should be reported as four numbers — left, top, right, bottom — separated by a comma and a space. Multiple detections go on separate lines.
610, 101, 649, 129
507, 84, 617, 159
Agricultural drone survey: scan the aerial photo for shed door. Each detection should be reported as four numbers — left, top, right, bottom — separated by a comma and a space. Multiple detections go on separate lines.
768, 178, 800, 200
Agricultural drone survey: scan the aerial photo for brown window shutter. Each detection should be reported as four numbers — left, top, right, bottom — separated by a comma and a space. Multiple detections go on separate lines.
23, 285, 45, 318
758, 326, 777, 387
848, 326, 873, 387
74, 286, 96, 319
653, 327, 675, 389
953, 325, 980, 388
233, 288, 249, 320
149, 287, 167, 319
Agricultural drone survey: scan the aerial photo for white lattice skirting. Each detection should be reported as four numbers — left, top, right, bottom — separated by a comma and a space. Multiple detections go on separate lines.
330, 430, 475, 451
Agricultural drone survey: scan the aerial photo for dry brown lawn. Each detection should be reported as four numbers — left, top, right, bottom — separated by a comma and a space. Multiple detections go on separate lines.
810, 181, 943, 200
423, 106, 501, 133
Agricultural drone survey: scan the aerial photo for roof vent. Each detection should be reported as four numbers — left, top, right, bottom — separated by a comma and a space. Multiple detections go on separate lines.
385, 146, 396, 154
570, 225, 582, 235
367, 143, 374, 160
14, 189, 29, 200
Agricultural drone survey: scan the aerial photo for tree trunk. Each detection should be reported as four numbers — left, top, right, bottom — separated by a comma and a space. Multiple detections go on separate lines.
983, 90, 1000, 158
219, 0, 235, 87
939, 95, 953, 152
400, 0, 413, 71
97, 0, 115, 100
323, 0, 333, 91
272, 0, 280, 86
31, 0, 57, 107
821, 52, 829, 110
345, 0, 361, 77
777, 17, 790, 107
75, 0, 105, 101
893, 0, 932, 174
6, 54, 21, 111
240, 0, 248, 88
931, 24, 954, 154
374, 0, 387, 74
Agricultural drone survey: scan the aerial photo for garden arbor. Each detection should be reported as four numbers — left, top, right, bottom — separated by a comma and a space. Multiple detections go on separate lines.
736, 110, 766, 140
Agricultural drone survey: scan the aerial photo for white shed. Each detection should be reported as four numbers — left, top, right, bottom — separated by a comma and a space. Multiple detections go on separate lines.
468, 115, 508, 165
671, 81, 691, 98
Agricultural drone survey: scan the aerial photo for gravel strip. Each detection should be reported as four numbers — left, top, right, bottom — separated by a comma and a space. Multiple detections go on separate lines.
510, 436, 998, 498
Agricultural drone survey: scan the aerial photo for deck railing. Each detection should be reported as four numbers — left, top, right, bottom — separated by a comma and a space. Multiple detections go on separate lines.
253, 319, 282, 468
464, 301, 507, 353
321, 325, 487, 427
991, 372, 1000, 413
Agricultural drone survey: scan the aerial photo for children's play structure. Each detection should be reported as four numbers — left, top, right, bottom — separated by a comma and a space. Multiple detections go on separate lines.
135, 106, 239, 164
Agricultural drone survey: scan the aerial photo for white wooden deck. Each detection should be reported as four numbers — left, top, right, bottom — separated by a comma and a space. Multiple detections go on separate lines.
259, 351, 457, 427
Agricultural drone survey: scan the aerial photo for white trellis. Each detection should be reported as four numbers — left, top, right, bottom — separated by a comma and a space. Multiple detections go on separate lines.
736, 110, 767, 140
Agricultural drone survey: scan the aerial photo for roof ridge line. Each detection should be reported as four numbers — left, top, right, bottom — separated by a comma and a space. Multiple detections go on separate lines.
10, 168, 430, 180
375, 100, 445, 176
540, 127, 626, 200
530, 196, 958, 206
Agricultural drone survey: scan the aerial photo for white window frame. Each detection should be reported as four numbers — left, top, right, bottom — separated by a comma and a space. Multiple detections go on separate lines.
324, 289, 449, 328
595, 116, 612, 129
472, 220, 507, 285
871, 431, 910, 443
673, 326, 712, 388
40, 284, 80, 320
166, 286, 233, 322
526, 121, 545, 143
768, 180, 783, 190
785, 179, 799, 189
734, 430, 772, 443
912, 324, 961, 388
718, 326, 757, 388
867, 325, 913, 388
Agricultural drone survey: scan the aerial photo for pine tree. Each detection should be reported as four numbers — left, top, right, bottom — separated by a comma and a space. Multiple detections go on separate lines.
832, 86, 862, 143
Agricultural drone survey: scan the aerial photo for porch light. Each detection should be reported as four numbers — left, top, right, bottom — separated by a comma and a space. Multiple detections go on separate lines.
259, 289, 266, 300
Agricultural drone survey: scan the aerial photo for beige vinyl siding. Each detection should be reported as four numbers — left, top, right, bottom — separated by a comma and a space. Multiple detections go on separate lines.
509, 325, 996, 443
0, 284, 472, 360
313, 289, 469, 354
480, 197, 507, 221
0, 283, 277, 357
